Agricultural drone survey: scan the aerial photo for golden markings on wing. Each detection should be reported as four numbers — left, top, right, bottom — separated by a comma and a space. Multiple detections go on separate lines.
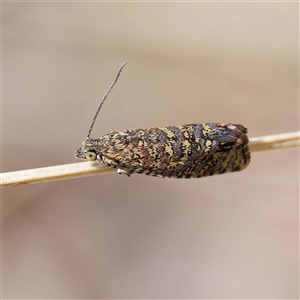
160, 127, 175, 139
221, 150, 235, 170
202, 124, 216, 136
165, 144, 174, 157
205, 140, 212, 153
182, 140, 191, 160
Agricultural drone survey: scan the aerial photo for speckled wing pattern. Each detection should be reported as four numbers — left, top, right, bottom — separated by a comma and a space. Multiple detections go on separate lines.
80, 123, 250, 178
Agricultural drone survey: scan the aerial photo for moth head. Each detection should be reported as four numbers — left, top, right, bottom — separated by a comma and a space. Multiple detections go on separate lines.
74, 139, 100, 161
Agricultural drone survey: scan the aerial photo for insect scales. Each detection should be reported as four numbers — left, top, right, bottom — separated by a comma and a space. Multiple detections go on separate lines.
75, 63, 251, 178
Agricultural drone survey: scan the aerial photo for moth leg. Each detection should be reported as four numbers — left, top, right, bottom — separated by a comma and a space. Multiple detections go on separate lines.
117, 168, 132, 177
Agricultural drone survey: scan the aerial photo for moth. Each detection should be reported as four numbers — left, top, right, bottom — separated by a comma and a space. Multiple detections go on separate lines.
75, 63, 251, 178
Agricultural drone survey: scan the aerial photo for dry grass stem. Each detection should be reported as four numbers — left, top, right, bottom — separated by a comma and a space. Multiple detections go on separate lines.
1, 131, 299, 188
248, 131, 300, 152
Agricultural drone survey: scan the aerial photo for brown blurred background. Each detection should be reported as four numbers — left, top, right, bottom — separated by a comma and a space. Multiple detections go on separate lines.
2, 2, 299, 299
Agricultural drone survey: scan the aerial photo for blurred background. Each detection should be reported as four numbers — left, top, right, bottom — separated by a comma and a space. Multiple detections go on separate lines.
2, 2, 299, 299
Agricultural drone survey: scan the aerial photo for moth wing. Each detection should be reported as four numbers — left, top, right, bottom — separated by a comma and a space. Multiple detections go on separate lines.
100, 126, 209, 178
100, 124, 250, 178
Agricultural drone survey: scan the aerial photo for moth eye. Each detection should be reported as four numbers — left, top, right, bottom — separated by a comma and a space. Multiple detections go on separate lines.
86, 151, 97, 161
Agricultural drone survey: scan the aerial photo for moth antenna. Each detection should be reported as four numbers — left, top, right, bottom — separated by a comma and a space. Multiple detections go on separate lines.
86, 62, 127, 138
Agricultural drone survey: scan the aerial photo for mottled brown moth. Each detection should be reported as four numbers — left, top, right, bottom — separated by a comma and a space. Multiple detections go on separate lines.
75, 63, 251, 178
